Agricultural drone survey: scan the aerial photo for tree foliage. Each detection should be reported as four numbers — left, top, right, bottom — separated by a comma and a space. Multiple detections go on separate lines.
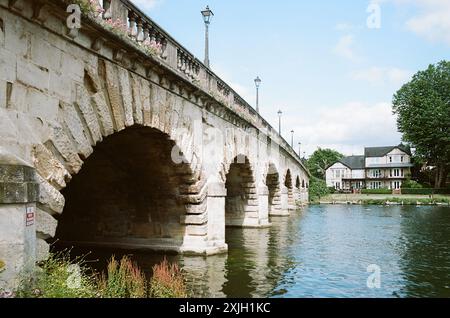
306, 148, 344, 179
392, 60, 450, 187
308, 177, 330, 202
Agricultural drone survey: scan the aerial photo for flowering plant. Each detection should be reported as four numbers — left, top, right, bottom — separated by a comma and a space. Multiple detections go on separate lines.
140, 39, 163, 57
103, 17, 129, 37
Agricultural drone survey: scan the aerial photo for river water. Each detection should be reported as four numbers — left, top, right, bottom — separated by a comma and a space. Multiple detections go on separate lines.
67, 205, 450, 298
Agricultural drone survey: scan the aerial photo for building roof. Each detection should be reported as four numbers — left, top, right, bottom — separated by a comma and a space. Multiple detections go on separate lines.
339, 155, 365, 169
364, 144, 411, 157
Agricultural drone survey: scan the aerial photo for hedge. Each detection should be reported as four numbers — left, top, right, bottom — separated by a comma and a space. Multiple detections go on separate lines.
401, 188, 450, 195
361, 189, 392, 195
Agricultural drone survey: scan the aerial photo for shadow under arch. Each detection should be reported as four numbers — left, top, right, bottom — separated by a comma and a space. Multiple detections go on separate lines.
265, 162, 282, 215
53, 125, 203, 253
285, 169, 295, 210
224, 155, 258, 228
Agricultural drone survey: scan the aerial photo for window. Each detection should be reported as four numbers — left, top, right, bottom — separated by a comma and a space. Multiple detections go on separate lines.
389, 156, 393, 163
370, 181, 382, 189
335, 170, 341, 178
392, 181, 401, 190
371, 170, 381, 178
392, 169, 401, 177
401, 156, 404, 163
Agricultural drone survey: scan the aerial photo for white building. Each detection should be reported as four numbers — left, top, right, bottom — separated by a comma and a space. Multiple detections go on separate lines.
326, 145, 413, 191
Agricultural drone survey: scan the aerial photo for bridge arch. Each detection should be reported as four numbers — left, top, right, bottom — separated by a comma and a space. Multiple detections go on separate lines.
55, 125, 207, 252
284, 169, 295, 210
223, 155, 259, 227
296, 176, 301, 189
265, 162, 282, 216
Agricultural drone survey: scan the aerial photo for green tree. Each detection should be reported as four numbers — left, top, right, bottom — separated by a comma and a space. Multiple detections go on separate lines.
392, 61, 450, 188
306, 148, 344, 179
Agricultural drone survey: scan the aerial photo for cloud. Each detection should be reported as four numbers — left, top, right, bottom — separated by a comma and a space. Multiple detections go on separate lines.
389, 0, 450, 45
351, 67, 412, 86
333, 35, 360, 62
129, 0, 162, 11
289, 102, 401, 156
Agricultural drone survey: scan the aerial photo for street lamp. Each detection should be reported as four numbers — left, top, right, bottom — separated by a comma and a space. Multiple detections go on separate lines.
277, 110, 282, 135
254, 76, 261, 113
201, 5, 214, 68
291, 130, 294, 147
298, 142, 301, 156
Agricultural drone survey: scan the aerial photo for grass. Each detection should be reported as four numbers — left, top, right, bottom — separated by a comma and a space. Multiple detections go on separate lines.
8, 251, 188, 298
321, 193, 450, 205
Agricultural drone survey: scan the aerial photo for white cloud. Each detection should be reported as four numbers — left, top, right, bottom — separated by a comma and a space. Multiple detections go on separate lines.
351, 67, 412, 86
390, 0, 450, 45
289, 102, 401, 156
333, 35, 361, 62
129, 0, 162, 11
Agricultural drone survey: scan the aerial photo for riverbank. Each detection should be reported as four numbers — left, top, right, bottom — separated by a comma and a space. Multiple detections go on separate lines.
318, 193, 450, 206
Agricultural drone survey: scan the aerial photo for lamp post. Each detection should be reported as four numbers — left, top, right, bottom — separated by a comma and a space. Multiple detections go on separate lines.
277, 110, 282, 135
291, 130, 294, 147
298, 142, 301, 156
201, 6, 214, 68
254, 76, 261, 113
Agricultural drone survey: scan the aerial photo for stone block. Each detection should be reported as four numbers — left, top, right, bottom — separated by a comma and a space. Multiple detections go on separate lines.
30, 35, 62, 72
91, 92, 114, 136
17, 59, 49, 92
117, 67, 134, 127
59, 101, 93, 158
35, 238, 49, 262
74, 85, 102, 143
36, 208, 57, 239
0, 48, 16, 82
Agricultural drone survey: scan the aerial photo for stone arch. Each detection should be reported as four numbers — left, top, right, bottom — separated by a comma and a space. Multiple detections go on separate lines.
284, 169, 295, 210
295, 176, 301, 189
265, 162, 282, 216
224, 155, 258, 227
32, 60, 209, 256
53, 125, 207, 252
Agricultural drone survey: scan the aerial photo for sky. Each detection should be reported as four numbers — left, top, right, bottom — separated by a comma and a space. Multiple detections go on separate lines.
130, 0, 450, 157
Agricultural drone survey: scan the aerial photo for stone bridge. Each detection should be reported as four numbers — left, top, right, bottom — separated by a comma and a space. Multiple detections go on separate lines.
0, 0, 309, 288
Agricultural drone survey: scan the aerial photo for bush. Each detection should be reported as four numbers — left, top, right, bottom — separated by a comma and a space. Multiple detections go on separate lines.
308, 177, 330, 202
402, 188, 450, 195
98, 256, 147, 298
149, 258, 187, 298
361, 188, 392, 194
327, 187, 336, 194
401, 179, 423, 189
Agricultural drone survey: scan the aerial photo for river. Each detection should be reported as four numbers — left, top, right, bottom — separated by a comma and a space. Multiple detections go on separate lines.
64, 205, 450, 298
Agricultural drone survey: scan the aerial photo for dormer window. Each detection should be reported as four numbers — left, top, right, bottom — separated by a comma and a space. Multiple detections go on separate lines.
401, 156, 404, 163
389, 156, 392, 163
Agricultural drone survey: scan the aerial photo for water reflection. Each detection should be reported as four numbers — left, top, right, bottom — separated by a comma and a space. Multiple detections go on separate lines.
397, 206, 450, 297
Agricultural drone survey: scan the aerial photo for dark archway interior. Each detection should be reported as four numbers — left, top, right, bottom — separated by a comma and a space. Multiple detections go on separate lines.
225, 157, 255, 227
266, 164, 281, 214
54, 126, 191, 248
285, 170, 294, 207
296, 176, 301, 189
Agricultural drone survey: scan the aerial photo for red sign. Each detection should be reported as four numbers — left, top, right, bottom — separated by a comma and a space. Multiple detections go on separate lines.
26, 207, 35, 227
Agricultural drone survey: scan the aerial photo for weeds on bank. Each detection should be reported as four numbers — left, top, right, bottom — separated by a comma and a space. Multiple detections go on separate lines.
98, 256, 147, 298
10, 251, 188, 298
149, 258, 188, 298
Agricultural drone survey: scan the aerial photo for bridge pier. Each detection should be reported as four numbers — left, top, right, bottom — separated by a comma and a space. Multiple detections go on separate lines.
0, 162, 38, 290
